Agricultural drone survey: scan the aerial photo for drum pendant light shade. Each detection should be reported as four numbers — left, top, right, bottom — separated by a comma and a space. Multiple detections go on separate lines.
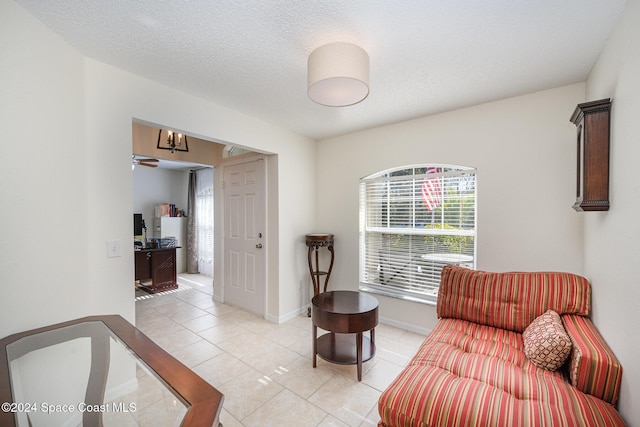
307, 42, 370, 107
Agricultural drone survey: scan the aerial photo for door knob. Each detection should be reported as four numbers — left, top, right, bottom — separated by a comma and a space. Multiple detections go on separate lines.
256, 243, 263, 249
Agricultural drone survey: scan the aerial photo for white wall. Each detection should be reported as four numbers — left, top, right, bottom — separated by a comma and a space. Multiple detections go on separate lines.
317, 84, 585, 334
584, 0, 640, 423
1, 0, 317, 337
133, 166, 189, 228
81, 59, 316, 322
1, 0, 88, 336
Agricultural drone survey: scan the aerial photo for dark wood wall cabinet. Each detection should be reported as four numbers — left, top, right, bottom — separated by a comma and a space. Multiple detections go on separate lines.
570, 98, 612, 212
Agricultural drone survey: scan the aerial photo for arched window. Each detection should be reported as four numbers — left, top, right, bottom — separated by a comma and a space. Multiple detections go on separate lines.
359, 165, 477, 303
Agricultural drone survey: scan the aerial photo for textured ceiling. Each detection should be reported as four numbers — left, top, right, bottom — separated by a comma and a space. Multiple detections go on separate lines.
15, 0, 626, 140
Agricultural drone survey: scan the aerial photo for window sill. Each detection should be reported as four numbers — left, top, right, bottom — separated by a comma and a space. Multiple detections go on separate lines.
359, 284, 437, 307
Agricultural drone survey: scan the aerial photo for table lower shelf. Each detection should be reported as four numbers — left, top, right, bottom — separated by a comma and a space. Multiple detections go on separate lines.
316, 332, 376, 365
137, 281, 178, 294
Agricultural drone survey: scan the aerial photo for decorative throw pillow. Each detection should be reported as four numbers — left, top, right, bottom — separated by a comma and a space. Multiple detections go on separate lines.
523, 310, 572, 371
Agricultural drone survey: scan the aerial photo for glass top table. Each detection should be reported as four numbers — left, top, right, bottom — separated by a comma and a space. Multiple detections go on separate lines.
0, 315, 223, 427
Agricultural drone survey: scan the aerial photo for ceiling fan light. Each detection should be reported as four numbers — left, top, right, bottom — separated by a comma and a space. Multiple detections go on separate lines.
308, 42, 369, 107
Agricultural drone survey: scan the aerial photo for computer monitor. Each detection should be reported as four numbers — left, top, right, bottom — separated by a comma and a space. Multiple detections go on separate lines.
134, 213, 144, 236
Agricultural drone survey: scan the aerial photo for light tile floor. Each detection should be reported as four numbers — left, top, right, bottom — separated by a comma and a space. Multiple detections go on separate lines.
135, 274, 426, 427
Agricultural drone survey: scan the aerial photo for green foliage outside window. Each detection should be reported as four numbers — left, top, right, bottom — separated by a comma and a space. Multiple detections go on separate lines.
422, 224, 473, 254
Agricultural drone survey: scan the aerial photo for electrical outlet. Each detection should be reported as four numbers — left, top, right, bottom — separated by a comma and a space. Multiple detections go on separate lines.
107, 240, 121, 258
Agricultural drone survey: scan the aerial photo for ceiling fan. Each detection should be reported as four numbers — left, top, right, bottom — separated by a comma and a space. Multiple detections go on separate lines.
132, 156, 159, 168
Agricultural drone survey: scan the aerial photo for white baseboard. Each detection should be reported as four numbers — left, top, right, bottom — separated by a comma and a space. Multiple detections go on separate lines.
265, 304, 310, 324
265, 306, 432, 335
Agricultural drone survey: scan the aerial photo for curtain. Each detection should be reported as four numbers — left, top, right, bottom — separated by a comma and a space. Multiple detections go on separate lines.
195, 168, 214, 277
186, 171, 199, 273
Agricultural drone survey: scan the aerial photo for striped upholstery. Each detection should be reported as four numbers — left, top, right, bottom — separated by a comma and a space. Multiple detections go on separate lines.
378, 319, 625, 426
437, 266, 591, 332
379, 266, 625, 427
562, 314, 623, 406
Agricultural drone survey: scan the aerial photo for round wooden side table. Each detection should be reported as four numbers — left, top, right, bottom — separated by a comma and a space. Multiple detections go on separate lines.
306, 233, 334, 316
312, 290, 379, 381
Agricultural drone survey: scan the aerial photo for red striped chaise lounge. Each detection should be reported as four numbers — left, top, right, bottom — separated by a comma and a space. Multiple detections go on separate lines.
378, 265, 625, 427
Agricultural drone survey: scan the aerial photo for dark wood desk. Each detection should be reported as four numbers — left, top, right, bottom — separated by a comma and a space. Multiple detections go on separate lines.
312, 291, 378, 381
135, 247, 179, 293
0, 315, 223, 427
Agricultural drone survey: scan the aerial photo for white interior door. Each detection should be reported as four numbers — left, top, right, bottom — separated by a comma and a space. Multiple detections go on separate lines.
223, 159, 266, 315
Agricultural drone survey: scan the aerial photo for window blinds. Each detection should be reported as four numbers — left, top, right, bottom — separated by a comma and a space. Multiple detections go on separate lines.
359, 166, 476, 302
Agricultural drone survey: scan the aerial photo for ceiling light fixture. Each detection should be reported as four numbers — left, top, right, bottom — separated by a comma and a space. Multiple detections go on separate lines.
157, 129, 189, 153
307, 42, 369, 107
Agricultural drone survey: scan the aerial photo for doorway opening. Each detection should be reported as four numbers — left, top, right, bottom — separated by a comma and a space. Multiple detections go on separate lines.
131, 121, 269, 317
132, 157, 214, 293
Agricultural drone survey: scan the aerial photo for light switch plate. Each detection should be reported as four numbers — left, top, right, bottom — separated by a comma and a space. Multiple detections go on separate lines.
107, 240, 121, 258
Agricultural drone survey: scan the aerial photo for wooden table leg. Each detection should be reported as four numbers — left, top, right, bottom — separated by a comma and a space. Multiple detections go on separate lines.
356, 331, 363, 381
313, 324, 317, 368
